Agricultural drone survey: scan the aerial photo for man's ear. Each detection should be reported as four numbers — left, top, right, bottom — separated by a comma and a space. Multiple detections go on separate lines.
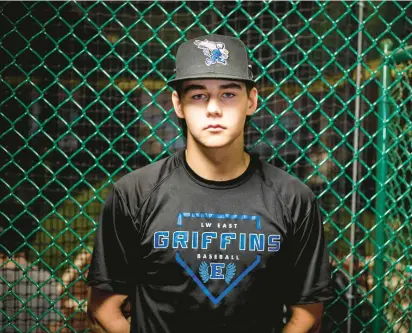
247, 87, 258, 116
172, 91, 184, 119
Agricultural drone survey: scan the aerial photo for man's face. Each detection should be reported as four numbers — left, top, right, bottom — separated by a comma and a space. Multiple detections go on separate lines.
172, 79, 257, 149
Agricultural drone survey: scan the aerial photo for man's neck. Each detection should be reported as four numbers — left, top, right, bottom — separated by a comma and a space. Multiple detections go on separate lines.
185, 140, 250, 182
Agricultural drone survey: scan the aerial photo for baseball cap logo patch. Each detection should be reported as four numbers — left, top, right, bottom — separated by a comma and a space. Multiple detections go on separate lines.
194, 39, 229, 66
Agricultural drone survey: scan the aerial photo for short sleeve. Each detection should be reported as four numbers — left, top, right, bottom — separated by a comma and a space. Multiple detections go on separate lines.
288, 199, 333, 305
86, 186, 136, 295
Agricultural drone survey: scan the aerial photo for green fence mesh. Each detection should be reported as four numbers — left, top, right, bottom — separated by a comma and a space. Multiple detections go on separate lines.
0, 1, 411, 332
376, 41, 411, 333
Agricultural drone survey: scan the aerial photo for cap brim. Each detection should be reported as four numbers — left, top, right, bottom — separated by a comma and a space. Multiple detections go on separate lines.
168, 73, 255, 89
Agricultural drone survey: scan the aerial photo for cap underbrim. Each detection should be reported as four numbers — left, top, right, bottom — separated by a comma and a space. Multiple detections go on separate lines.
168, 73, 255, 89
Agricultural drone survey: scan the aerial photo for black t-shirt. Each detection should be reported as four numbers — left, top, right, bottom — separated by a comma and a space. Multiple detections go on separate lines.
87, 150, 333, 333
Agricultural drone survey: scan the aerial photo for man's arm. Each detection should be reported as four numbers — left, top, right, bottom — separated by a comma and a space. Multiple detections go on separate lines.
283, 303, 323, 333
87, 287, 130, 333
86, 187, 139, 332
283, 198, 332, 332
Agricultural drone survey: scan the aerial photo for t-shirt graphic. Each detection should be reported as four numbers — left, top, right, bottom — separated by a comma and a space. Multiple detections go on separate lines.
154, 212, 281, 304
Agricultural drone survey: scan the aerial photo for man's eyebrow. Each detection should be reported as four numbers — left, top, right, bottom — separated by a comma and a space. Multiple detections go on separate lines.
220, 83, 242, 90
182, 82, 243, 94
183, 85, 206, 94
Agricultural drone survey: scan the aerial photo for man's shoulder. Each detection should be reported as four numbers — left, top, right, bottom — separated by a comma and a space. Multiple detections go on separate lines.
113, 151, 182, 204
257, 160, 314, 198
256, 160, 316, 217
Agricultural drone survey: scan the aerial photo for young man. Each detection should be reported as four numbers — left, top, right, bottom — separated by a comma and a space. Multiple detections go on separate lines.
87, 34, 333, 333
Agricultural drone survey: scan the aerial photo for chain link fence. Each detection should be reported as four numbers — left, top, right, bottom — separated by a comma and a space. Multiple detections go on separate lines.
0, 1, 411, 332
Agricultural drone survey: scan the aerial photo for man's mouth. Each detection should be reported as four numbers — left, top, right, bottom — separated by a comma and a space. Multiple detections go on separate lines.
205, 125, 225, 129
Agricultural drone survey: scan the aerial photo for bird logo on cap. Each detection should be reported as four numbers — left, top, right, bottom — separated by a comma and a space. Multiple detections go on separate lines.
194, 39, 229, 66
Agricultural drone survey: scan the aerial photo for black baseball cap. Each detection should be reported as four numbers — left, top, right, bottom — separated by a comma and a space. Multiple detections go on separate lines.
168, 34, 255, 88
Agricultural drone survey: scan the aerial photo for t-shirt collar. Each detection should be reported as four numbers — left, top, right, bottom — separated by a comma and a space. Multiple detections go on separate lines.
179, 150, 258, 189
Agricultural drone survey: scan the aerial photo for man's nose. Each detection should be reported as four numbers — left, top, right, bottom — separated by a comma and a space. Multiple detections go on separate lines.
206, 98, 222, 117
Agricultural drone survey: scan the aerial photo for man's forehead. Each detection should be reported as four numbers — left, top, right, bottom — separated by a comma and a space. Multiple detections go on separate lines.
182, 79, 245, 90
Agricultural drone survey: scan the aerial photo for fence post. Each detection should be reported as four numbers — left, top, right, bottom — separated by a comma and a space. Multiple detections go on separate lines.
372, 38, 393, 333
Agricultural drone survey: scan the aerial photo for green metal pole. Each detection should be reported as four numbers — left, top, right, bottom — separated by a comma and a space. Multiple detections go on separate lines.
372, 39, 393, 333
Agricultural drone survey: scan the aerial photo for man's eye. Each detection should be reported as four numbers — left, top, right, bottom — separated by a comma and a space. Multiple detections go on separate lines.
192, 94, 207, 100
222, 92, 235, 98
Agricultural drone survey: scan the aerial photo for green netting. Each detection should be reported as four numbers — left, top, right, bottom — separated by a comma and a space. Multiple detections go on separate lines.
0, 1, 411, 333
381, 44, 411, 333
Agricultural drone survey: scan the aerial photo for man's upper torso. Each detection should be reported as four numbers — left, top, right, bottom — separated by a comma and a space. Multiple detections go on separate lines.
87, 150, 332, 333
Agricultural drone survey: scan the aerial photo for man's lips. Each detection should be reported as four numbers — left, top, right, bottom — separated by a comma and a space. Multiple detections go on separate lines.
205, 125, 226, 129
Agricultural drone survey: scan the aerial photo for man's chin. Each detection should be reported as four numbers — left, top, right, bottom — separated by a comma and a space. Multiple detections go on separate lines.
187, 131, 244, 150
193, 137, 232, 149
187, 136, 230, 149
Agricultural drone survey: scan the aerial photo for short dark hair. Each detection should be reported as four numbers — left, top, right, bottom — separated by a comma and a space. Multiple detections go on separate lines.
174, 81, 256, 139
